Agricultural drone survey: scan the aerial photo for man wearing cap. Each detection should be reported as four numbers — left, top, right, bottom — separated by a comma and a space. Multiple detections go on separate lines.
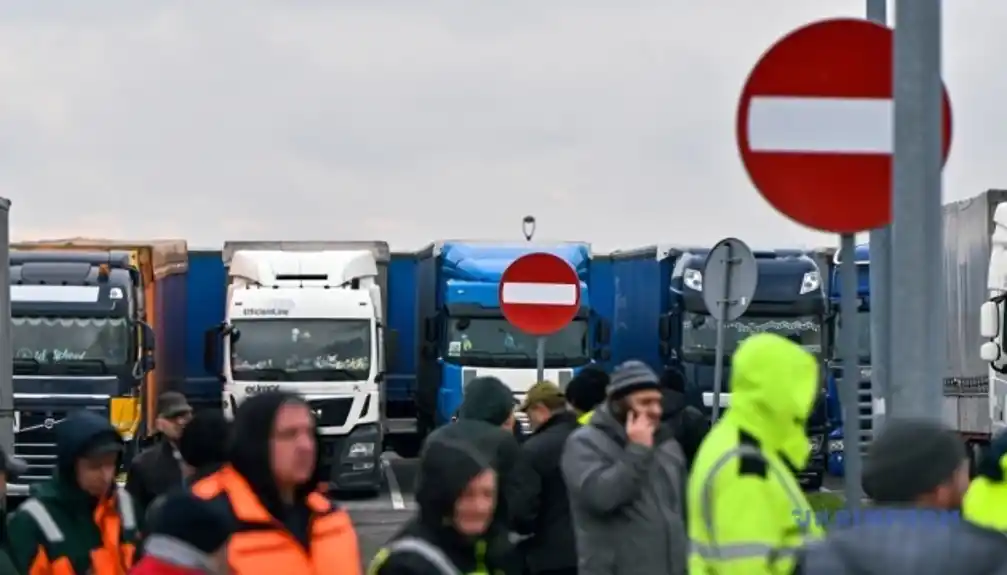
513, 381, 579, 575
126, 391, 194, 523
7, 410, 140, 575
798, 418, 1007, 574
561, 360, 688, 575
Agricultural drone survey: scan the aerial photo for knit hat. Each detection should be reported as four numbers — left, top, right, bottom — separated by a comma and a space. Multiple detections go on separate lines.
566, 365, 609, 413
178, 410, 230, 469
147, 490, 231, 554
862, 418, 967, 503
607, 360, 662, 401
458, 376, 516, 426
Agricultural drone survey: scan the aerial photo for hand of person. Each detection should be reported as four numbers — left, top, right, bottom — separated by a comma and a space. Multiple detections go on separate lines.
626, 410, 655, 447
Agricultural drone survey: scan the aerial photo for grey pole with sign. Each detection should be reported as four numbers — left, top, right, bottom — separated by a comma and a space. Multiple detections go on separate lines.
0, 199, 13, 495
701, 238, 758, 422
521, 215, 547, 384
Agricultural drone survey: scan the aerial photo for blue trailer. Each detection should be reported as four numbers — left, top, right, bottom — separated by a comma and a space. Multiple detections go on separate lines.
7, 240, 188, 493
610, 245, 828, 489
825, 243, 872, 476
589, 253, 616, 372
183, 250, 226, 410
415, 241, 610, 439
385, 250, 421, 455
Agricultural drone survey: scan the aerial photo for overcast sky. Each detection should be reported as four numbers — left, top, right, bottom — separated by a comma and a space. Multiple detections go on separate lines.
0, 1, 998, 251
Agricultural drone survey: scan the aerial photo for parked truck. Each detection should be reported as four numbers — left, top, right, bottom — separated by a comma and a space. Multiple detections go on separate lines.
184, 249, 226, 410
589, 253, 616, 373
823, 244, 871, 477
384, 250, 421, 456
415, 241, 610, 440
610, 245, 828, 489
9, 239, 188, 492
203, 241, 392, 494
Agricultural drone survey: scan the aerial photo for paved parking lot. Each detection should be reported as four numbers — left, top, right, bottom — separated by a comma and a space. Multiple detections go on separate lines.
339, 452, 419, 568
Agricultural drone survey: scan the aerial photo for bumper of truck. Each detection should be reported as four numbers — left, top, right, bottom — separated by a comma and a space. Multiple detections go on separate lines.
319, 423, 382, 492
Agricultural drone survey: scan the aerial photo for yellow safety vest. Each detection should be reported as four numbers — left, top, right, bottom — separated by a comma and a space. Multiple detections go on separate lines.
577, 410, 594, 425
689, 444, 821, 575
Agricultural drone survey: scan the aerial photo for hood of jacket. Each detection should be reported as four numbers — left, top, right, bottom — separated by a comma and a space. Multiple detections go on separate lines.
801, 516, 1007, 574
458, 376, 515, 427
725, 333, 818, 468
227, 391, 323, 518
33, 411, 122, 505
415, 437, 492, 531
661, 387, 686, 422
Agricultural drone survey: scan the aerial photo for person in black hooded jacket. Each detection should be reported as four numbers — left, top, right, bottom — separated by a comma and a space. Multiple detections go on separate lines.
190, 391, 362, 575
659, 367, 710, 470
370, 437, 510, 575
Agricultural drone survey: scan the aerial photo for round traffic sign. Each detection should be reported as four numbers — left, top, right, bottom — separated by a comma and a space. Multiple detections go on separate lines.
702, 238, 758, 322
499, 252, 581, 336
736, 18, 953, 233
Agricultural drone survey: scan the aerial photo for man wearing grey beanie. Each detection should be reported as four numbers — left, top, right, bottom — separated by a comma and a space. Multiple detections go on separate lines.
561, 360, 687, 575
798, 418, 1007, 574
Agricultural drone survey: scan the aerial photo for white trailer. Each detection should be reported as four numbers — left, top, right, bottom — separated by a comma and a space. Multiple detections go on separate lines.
206, 241, 390, 494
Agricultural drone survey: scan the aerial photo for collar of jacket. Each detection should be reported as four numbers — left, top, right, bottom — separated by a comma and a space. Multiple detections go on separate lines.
143, 534, 216, 571
532, 411, 577, 435
586, 404, 629, 444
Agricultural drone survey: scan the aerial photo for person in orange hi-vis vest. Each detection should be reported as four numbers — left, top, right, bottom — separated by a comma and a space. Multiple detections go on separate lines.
191, 391, 362, 575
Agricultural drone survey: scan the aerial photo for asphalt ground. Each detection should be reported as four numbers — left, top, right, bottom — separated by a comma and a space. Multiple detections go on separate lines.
339, 452, 419, 570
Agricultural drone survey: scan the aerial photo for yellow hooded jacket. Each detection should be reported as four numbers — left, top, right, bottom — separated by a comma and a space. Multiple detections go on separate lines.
686, 333, 823, 575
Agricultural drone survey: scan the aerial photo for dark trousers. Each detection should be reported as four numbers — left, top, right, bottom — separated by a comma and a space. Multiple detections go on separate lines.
534, 569, 577, 575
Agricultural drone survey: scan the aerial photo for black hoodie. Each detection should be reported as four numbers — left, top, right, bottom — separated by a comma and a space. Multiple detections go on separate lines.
373, 438, 510, 575
228, 391, 324, 548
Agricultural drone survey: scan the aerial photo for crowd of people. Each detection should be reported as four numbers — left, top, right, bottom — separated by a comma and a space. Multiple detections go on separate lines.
3, 332, 1007, 574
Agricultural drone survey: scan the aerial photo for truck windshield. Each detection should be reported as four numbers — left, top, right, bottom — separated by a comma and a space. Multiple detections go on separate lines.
681, 312, 823, 358
12, 316, 131, 365
832, 308, 871, 362
231, 319, 372, 381
444, 317, 590, 366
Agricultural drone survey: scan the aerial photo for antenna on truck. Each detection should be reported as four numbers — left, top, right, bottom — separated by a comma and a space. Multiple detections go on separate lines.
522, 215, 536, 242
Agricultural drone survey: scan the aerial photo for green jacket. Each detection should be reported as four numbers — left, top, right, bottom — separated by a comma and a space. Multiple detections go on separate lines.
5, 411, 140, 575
0, 548, 17, 575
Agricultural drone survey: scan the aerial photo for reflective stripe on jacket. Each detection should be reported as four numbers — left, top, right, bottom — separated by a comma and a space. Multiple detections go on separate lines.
18, 486, 138, 575
191, 465, 361, 575
687, 440, 821, 575
368, 536, 490, 575
577, 410, 594, 425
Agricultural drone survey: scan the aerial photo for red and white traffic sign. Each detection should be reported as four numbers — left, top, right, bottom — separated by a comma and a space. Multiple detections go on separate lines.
736, 18, 953, 234
499, 252, 581, 336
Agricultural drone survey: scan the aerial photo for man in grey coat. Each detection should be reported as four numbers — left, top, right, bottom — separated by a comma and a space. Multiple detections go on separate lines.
561, 360, 687, 575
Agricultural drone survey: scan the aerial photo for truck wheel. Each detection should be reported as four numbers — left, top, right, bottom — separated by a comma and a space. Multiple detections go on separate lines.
803, 472, 823, 492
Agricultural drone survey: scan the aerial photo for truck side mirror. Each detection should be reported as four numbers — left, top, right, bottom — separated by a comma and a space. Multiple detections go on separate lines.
421, 342, 437, 360
203, 325, 222, 377
595, 320, 611, 345
424, 318, 437, 342
659, 315, 672, 341
659, 341, 671, 359
594, 347, 611, 362
139, 322, 156, 352
141, 355, 156, 373
980, 301, 1000, 338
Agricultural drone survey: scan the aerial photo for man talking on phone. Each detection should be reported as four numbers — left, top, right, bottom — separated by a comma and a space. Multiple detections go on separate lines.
561, 360, 688, 575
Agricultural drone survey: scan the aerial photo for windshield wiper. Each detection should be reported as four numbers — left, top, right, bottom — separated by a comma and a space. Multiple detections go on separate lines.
235, 368, 290, 381
58, 359, 108, 374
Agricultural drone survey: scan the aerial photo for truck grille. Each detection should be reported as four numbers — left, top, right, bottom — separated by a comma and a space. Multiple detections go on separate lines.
308, 398, 353, 428
14, 410, 70, 483
856, 378, 873, 455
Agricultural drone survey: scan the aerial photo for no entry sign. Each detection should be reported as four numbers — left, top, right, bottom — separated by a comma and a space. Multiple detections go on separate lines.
736, 18, 953, 233
499, 252, 581, 336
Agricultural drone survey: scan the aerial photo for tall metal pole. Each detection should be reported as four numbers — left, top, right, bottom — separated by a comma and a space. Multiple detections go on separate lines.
839, 233, 863, 508
891, 0, 943, 419
866, 0, 890, 438
535, 337, 546, 385
0, 198, 13, 506
711, 245, 732, 423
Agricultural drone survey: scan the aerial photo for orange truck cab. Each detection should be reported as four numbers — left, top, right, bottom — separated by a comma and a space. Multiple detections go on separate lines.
8, 239, 188, 497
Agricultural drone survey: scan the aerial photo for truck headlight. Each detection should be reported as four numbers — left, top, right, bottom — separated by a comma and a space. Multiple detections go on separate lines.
800, 271, 821, 294
347, 442, 375, 458
684, 269, 703, 291
829, 439, 844, 453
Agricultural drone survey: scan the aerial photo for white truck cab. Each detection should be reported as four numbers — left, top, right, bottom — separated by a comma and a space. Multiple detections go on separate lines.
980, 202, 1007, 437
213, 246, 387, 493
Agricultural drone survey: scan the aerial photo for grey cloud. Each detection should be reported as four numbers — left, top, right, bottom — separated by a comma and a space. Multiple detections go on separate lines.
0, 1, 1002, 251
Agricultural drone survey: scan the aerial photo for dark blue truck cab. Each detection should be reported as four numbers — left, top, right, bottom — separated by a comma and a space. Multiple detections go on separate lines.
612, 245, 828, 490
8, 250, 155, 493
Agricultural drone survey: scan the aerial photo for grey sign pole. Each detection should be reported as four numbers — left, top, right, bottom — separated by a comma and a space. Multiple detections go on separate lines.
701, 238, 758, 422
891, 0, 944, 419
536, 338, 546, 386
839, 234, 864, 508
0, 199, 12, 492
866, 0, 890, 438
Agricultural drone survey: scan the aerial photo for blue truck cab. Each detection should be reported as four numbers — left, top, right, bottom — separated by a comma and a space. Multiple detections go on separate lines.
8, 250, 158, 494
611, 245, 828, 489
415, 242, 610, 437
825, 243, 872, 477
183, 250, 226, 410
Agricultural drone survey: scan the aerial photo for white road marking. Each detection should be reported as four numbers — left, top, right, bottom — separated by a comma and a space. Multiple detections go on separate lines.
747, 96, 893, 154
500, 282, 578, 306
382, 456, 406, 510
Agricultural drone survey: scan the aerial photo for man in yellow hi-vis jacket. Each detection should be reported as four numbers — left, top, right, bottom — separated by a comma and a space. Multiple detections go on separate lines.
687, 333, 823, 575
